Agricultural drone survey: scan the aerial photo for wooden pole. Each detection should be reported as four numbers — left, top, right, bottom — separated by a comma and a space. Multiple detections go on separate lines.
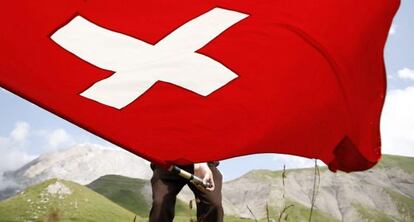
169, 165, 212, 189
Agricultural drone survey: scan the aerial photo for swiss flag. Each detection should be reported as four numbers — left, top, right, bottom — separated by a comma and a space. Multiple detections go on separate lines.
0, 0, 399, 172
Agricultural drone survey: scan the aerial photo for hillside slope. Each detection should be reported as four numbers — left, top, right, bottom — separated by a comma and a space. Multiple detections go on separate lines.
87, 174, 193, 218
0, 179, 141, 222
87, 174, 151, 217
86, 155, 413, 221
220, 154, 414, 221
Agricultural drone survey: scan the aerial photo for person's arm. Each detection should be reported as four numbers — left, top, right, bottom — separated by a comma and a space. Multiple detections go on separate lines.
194, 162, 215, 192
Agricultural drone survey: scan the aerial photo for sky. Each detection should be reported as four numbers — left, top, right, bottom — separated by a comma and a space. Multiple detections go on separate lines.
1, 0, 413, 181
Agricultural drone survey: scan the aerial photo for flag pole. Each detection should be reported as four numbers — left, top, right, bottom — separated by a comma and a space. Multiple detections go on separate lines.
169, 165, 212, 189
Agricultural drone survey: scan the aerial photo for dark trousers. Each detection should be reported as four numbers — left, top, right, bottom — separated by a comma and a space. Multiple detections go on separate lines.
149, 163, 224, 222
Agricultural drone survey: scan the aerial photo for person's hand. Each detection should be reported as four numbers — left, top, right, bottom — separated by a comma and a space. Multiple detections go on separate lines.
194, 162, 215, 192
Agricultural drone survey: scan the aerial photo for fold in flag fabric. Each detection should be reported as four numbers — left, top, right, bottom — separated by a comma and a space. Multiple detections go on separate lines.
0, 0, 399, 172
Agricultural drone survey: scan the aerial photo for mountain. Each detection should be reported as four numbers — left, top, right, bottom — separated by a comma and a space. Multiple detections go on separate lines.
1, 149, 412, 221
0, 178, 141, 222
1, 144, 152, 200
220, 154, 414, 221
85, 155, 414, 222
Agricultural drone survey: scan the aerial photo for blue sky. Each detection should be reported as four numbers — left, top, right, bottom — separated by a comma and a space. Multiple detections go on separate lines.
1, 0, 413, 181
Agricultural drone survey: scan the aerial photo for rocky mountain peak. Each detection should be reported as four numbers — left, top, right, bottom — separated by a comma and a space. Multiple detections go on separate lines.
1, 143, 152, 199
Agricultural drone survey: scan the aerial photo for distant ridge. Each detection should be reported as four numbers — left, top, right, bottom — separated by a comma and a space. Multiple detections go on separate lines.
1, 143, 152, 200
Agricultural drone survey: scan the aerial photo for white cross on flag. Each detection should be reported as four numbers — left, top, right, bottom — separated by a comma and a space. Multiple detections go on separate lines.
0, 0, 399, 171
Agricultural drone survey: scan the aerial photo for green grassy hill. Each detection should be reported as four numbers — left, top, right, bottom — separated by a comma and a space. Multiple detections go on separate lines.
87, 175, 150, 217
0, 179, 140, 222
87, 174, 192, 218
376, 154, 414, 175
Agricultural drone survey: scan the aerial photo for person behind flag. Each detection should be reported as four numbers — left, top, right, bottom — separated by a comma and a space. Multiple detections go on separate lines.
149, 161, 223, 222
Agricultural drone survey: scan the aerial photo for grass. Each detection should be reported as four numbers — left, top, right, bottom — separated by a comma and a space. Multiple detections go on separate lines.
87, 174, 193, 218
170, 198, 341, 222
282, 199, 339, 222
385, 188, 414, 221
87, 174, 150, 217
376, 154, 414, 175
171, 215, 256, 222
352, 203, 394, 222
242, 165, 331, 183
0, 178, 140, 222
262, 199, 340, 222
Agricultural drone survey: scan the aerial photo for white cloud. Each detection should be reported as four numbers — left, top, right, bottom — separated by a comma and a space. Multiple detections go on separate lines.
0, 123, 77, 174
389, 24, 396, 35
0, 123, 37, 174
397, 68, 414, 80
10, 121, 30, 142
381, 86, 414, 156
0, 174, 20, 191
46, 128, 74, 149
0, 144, 36, 174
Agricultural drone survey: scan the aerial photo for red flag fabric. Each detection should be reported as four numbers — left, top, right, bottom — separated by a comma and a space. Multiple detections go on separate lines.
0, 0, 399, 172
